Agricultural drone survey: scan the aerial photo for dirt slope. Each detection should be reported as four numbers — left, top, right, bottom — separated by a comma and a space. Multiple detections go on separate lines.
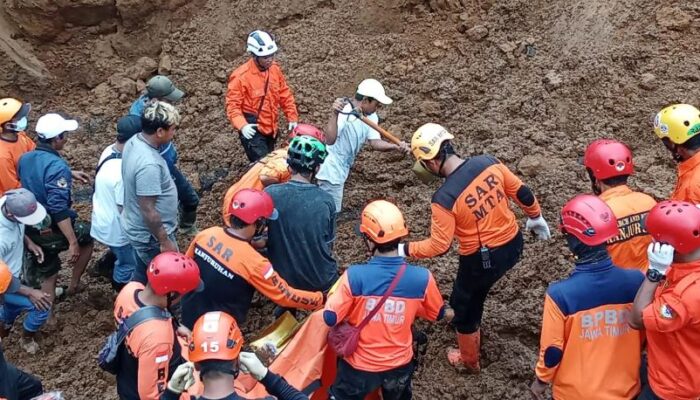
0, 0, 699, 398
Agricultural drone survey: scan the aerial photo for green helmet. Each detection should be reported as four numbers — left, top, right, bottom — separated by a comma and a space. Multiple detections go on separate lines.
287, 136, 327, 171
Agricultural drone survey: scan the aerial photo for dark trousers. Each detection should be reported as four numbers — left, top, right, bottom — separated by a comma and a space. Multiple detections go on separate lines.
167, 163, 199, 212
240, 131, 276, 162
2, 363, 43, 400
330, 359, 414, 400
450, 231, 524, 334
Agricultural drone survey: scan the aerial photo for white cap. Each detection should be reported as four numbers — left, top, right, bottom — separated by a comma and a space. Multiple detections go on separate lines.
36, 113, 78, 139
357, 79, 393, 105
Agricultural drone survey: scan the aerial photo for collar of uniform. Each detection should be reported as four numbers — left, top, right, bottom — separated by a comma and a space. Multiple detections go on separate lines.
598, 184, 632, 201
367, 255, 405, 266
572, 257, 614, 273
36, 142, 61, 157
678, 151, 700, 178
246, 58, 269, 77
667, 260, 700, 282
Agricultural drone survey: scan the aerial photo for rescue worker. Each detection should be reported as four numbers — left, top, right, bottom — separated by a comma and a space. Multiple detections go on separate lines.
130, 75, 199, 234
114, 251, 204, 400
582, 139, 656, 270
324, 200, 451, 400
266, 135, 338, 294
530, 194, 644, 400
18, 113, 94, 304
0, 264, 44, 399
91, 115, 141, 291
121, 101, 180, 283
0, 98, 34, 196
400, 123, 551, 372
0, 189, 51, 353
221, 123, 326, 225
316, 79, 410, 214
630, 201, 700, 400
182, 188, 323, 329
653, 104, 700, 203
225, 30, 299, 162
161, 311, 308, 400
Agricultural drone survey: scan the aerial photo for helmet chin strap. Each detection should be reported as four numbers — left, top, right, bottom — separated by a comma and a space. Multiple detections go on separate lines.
254, 56, 270, 71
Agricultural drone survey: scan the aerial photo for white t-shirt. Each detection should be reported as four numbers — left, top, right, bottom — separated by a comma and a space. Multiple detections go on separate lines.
0, 196, 25, 277
90, 145, 129, 247
316, 104, 381, 185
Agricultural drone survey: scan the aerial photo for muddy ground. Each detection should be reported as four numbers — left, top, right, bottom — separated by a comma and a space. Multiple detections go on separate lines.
1, 0, 699, 398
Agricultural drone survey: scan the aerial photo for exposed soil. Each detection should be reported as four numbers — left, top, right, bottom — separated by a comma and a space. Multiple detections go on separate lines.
1, 0, 700, 398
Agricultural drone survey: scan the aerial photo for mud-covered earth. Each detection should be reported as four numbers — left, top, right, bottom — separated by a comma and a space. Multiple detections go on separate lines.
1, 0, 699, 398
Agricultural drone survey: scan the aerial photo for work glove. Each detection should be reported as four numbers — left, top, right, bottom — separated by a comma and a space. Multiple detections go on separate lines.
241, 124, 257, 140
525, 215, 551, 240
288, 121, 298, 131
239, 352, 268, 381
647, 242, 674, 276
167, 362, 195, 394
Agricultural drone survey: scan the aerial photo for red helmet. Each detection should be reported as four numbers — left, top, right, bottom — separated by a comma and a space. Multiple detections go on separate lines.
289, 123, 326, 143
189, 312, 244, 363
560, 194, 618, 246
227, 188, 279, 225
582, 139, 634, 180
147, 252, 203, 296
645, 201, 700, 254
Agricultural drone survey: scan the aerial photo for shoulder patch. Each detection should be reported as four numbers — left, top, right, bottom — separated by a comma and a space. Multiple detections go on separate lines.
659, 304, 674, 320
56, 177, 68, 188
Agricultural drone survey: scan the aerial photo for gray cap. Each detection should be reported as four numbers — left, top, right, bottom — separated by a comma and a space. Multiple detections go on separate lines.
146, 76, 185, 102
4, 188, 47, 226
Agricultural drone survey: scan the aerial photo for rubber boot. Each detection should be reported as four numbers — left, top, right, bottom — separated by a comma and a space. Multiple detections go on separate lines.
447, 330, 481, 373
179, 209, 198, 235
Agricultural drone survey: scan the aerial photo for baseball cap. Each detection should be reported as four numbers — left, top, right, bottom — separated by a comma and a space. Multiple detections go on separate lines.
357, 79, 393, 105
3, 188, 46, 226
36, 113, 78, 139
116, 115, 142, 142
146, 76, 185, 102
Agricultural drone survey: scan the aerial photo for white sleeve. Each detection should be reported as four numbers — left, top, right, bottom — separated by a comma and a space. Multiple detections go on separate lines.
115, 179, 124, 207
366, 113, 381, 140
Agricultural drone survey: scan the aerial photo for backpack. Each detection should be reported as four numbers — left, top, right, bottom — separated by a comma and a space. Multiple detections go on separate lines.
97, 306, 170, 375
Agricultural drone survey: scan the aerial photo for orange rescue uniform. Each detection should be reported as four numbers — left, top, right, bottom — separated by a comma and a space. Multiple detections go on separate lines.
225, 59, 298, 137
671, 151, 700, 204
221, 148, 290, 225
114, 282, 182, 400
0, 132, 35, 196
536, 258, 644, 400
642, 261, 700, 400
599, 185, 656, 271
323, 257, 445, 372
182, 227, 323, 328
406, 155, 541, 258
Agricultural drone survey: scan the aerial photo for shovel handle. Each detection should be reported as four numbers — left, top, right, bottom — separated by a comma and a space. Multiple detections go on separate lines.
357, 115, 403, 145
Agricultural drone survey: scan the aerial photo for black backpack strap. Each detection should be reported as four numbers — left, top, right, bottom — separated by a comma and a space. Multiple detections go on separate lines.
123, 306, 171, 332
95, 152, 121, 175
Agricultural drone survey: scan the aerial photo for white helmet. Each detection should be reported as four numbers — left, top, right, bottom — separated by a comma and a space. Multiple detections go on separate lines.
246, 30, 278, 57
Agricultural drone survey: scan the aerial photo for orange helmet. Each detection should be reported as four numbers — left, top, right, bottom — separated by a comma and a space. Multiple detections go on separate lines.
0, 260, 15, 294
189, 311, 244, 363
359, 200, 409, 244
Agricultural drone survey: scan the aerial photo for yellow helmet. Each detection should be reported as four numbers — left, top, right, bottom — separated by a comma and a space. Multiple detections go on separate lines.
653, 104, 700, 145
410, 123, 454, 161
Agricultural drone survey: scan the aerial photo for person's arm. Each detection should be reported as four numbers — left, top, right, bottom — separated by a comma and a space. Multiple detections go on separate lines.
225, 74, 248, 131
368, 139, 409, 153
531, 294, 566, 398
630, 279, 659, 329
56, 218, 80, 263
403, 203, 456, 259
416, 273, 446, 322
137, 196, 176, 252
0, 157, 19, 193
245, 260, 323, 310
260, 372, 308, 400
16, 283, 51, 311
137, 340, 173, 400
499, 164, 541, 218
24, 235, 44, 263
325, 98, 347, 145
323, 273, 353, 327
631, 243, 675, 330
277, 70, 298, 125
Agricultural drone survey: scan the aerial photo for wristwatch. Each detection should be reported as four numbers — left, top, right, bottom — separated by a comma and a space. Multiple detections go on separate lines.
646, 268, 665, 283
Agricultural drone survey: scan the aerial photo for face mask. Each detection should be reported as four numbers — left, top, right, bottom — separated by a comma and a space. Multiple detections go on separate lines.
12, 117, 27, 132
412, 160, 439, 184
